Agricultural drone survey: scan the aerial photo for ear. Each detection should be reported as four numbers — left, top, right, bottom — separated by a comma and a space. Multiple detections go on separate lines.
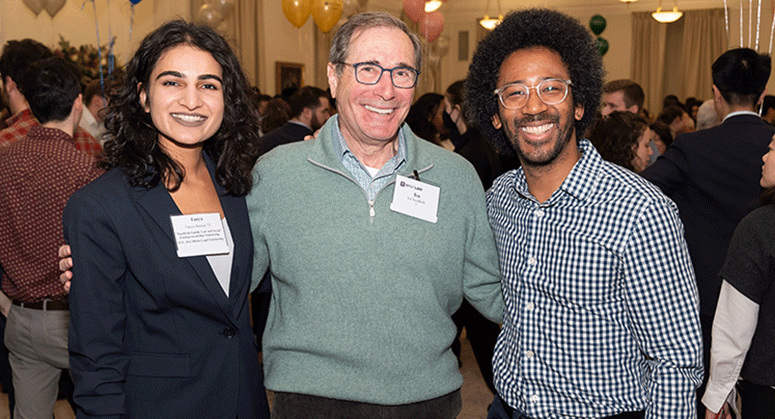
138, 82, 149, 112
71, 94, 84, 127
327, 62, 339, 99
712, 85, 722, 102
73, 93, 83, 111
491, 113, 502, 130
574, 103, 584, 121
301, 106, 313, 121
626, 105, 639, 114
2, 75, 15, 93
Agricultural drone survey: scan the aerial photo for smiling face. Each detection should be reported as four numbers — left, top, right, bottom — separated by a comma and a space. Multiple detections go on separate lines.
492, 47, 584, 168
630, 128, 653, 173
762, 136, 775, 188
327, 26, 416, 149
139, 44, 224, 152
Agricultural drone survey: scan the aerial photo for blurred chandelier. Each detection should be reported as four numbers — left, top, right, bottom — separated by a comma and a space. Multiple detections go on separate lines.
425, 0, 442, 12
479, 0, 503, 30
652, 0, 683, 23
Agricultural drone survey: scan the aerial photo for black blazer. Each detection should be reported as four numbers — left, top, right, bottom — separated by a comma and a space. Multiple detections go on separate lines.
642, 114, 775, 316
258, 121, 312, 156
64, 154, 268, 419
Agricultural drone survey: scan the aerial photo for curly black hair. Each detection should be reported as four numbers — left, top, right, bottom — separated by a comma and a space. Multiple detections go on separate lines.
588, 111, 648, 173
101, 20, 260, 196
466, 8, 604, 156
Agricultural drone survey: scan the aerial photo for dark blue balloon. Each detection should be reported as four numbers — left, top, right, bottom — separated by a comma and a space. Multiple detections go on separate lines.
130, 0, 142, 4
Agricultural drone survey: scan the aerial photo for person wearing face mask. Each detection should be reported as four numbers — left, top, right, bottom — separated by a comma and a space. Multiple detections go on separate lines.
444, 80, 502, 190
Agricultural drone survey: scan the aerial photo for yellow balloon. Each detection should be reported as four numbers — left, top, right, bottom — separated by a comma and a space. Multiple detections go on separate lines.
282, 0, 312, 28
312, 0, 343, 33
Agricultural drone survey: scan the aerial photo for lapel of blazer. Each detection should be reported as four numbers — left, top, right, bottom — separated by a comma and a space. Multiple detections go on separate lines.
133, 154, 238, 326
218, 176, 251, 321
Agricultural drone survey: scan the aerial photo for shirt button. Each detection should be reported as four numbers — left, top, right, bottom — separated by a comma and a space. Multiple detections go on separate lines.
535, 209, 545, 218
527, 257, 537, 266
526, 350, 534, 358
531, 395, 539, 403
222, 327, 236, 338
526, 302, 534, 311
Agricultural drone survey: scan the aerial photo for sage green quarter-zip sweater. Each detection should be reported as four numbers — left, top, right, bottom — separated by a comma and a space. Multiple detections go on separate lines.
247, 117, 504, 405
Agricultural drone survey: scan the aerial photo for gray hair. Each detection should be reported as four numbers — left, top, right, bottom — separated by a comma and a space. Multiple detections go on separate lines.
329, 12, 422, 74
696, 99, 720, 131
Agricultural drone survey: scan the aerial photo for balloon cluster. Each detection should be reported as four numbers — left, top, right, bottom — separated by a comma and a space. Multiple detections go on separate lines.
589, 14, 609, 56
403, 0, 446, 43
282, 0, 345, 33
195, 0, 235, 29
21, 0, 68, 18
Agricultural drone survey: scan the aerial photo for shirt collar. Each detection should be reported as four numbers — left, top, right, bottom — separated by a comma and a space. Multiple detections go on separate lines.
722, 110, 760, 122
288, 119, 312, 131
513, 138, 601, 205
6, 108, 34, 127
331, 114, 407, 172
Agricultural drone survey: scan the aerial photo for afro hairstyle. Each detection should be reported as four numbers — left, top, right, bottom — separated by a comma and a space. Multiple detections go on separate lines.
465, 8, 604, 156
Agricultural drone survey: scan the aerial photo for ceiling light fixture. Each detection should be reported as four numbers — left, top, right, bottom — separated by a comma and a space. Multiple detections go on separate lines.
425, 0, 442, 13
652, 0, 683, 23
479, 0, 503, 30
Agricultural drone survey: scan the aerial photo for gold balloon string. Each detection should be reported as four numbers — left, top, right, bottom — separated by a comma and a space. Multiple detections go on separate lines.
741, 0, 744, 47
749, 0, 753, 47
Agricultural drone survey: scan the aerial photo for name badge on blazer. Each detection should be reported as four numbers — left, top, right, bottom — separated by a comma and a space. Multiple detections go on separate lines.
390, 174, 440, 223
170, 213, 229, 258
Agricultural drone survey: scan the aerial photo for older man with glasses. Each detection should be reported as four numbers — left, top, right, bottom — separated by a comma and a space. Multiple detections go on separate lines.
246, 12, 504, 419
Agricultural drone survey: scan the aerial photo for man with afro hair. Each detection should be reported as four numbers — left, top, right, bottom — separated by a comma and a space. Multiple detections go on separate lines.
466, 8, 703, 419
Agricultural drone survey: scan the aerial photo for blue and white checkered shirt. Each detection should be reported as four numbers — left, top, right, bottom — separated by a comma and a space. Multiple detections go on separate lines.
487, 139, 703, 419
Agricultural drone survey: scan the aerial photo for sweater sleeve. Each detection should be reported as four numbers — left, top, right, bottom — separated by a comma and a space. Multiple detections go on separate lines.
461, 177, 504, 324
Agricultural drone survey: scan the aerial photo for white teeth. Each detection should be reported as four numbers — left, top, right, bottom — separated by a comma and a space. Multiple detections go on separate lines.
364, 105, 392, 115
172, 113, 205, 122
521, 123, 552, 135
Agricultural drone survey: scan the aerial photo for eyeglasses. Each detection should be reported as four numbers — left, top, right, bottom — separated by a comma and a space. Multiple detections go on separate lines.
493, 78, 573, 110
337, 62, 420, 89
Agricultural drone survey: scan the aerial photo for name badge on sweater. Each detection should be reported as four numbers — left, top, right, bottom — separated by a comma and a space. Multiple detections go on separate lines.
170, 213, 229, 257
390, 175, 439, 223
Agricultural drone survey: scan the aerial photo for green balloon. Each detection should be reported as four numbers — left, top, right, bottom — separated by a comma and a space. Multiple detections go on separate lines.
589, 14, 606, 35
596, 37, 609, 56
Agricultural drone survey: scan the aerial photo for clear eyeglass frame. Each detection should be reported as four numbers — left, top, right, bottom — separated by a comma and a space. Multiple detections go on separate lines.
493, 78, 573, 109
338, 62, 421, 89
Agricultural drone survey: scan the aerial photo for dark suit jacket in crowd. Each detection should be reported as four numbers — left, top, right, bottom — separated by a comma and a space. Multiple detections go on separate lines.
63, 154, 269, 419
258, 121, 313, 156
641, 113, 775, 317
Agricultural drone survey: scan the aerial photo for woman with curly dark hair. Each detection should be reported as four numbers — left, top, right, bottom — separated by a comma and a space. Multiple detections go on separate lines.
62, 20, 268, 418
589, 111, 652, 173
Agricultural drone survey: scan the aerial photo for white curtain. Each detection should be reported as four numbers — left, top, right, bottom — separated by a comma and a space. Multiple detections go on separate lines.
632, 9, 725, 113
679, 9, 726, 102
632, 11, 668, 113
